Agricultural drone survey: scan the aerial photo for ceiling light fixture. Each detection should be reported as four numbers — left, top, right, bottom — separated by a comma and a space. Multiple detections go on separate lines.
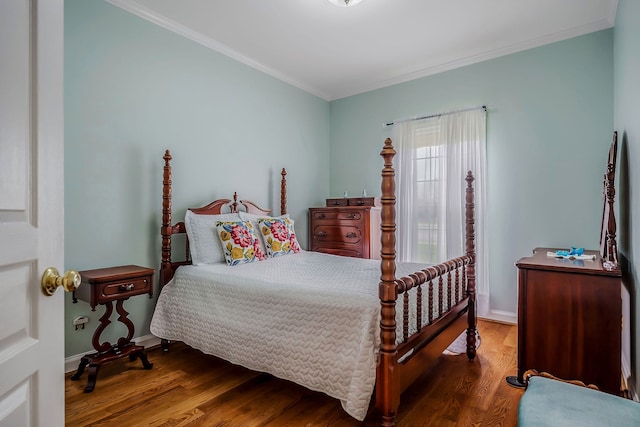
326, 0, 364, 7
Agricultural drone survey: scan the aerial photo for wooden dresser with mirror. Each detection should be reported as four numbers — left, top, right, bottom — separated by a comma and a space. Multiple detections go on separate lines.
510, 132, 622, 395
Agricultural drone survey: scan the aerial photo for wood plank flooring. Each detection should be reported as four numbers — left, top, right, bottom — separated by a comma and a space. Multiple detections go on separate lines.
66, 320, 522, 426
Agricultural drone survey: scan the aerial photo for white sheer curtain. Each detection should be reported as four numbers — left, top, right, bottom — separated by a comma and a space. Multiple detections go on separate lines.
393, 108, 488, 316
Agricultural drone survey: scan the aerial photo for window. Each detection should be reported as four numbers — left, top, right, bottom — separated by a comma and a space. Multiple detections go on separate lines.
415, 125, 441, 264
392, 108, 488, 314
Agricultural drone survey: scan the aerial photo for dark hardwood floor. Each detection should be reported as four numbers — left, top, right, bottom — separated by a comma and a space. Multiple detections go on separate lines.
66, 320, 522, 426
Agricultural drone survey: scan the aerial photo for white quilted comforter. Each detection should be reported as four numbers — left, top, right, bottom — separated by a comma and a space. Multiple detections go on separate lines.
150, 251, 430, 421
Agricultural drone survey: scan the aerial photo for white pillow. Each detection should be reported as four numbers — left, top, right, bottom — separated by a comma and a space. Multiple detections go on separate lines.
184, 210, 241, 264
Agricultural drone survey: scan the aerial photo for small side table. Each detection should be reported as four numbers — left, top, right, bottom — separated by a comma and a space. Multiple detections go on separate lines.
71, 265, 154, 392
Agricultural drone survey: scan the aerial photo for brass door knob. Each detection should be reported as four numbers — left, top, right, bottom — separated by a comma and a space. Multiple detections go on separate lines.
41, 267, 81, 296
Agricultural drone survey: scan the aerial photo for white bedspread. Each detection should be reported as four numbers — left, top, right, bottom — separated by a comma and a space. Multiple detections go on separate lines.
150, 251, 430, 421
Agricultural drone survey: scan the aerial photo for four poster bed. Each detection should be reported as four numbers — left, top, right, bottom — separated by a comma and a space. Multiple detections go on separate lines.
150, 138, 478, 426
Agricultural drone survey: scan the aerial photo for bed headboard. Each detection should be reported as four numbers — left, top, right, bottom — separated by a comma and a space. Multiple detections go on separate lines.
160, 149, 288, 284
599, 131, 618, 268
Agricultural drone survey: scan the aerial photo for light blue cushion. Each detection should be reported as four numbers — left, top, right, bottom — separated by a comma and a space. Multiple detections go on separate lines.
518, 376, 640, 427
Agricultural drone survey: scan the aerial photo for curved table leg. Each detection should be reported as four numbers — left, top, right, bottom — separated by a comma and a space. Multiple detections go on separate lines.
70, 356, 90, 381
84, 364, 100, 393
73, 297, 153, 393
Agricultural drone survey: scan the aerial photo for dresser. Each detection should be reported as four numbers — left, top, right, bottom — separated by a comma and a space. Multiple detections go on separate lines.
309, 197, 381, 259
515, 248, 622, 395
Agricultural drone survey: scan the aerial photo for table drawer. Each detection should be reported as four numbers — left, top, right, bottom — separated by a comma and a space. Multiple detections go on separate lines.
75, 265, 155, 310
96, 276, 151, 303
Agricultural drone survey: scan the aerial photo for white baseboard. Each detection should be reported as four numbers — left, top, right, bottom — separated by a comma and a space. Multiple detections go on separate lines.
479, 309, 517, 325
65, 334, 162, 373
622, 352, 639, 402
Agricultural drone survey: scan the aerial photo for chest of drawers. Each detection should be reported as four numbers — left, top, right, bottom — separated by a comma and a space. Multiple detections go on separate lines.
308, 204, 381, 259
514, 248, 621, 394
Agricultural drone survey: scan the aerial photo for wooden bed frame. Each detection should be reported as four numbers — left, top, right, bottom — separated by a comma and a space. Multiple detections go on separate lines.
159, 138, 477, 426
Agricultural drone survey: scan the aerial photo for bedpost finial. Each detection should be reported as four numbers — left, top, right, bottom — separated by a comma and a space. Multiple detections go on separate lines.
164, 150, 172, 162
380, 138, 396, 163
465, 170, 474, 186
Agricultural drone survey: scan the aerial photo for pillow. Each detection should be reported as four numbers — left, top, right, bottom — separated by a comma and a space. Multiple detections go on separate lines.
215, 220, 266, 266
238, 211, 289, 255
257, 217, 301, 258
184, 210, 242, 265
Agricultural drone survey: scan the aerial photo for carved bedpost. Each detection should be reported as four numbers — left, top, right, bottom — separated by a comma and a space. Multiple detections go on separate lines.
229, 192, 238, 213
281, 168, 287, 216
161, 150, 173, 285
377, 138, 399, 427
465, 171, 477, 361
603, 131, 618, 266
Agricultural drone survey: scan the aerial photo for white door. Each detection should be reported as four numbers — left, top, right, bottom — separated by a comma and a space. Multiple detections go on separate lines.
0, 0, 66, 426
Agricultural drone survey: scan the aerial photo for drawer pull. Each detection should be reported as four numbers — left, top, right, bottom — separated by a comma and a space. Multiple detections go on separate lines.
356, 201, 365, 205
315, 231, 327, 238
347, 213, 356, 219
346, 232, 357, 238
318, 213, 326, 219
332, 201, 340, 205
119, 283, 135, 291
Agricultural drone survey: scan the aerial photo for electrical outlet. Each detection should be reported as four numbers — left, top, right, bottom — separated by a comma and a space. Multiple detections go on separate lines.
73, 315, 89, 330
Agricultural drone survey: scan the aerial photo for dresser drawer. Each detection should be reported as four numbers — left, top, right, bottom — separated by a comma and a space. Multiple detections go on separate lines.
311, 224, 362, 244
325, 197, 379, 207
326, 198, 348, 207
308, 206, 380, 259
312, 244, 363, 258
311, 210, 363, 221
348, 197, 379, 207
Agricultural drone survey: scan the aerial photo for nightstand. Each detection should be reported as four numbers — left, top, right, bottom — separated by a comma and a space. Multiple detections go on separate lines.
71, 265, 154, 392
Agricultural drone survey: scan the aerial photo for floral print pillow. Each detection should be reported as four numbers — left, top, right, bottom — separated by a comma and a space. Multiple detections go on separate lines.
215, 220, 266, 266
257, 217, 301, 257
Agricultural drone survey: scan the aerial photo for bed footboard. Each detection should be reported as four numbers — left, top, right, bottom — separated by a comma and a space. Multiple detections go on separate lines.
377, 138, 477, 426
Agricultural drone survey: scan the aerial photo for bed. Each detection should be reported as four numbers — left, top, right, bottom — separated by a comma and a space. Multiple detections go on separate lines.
151, 138, 478, 426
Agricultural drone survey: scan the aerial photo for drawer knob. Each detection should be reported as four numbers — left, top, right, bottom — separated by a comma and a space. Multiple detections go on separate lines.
41, 267, 81, 296
119, 283, 135, 291
346, 232, 357, 238
315, 231, 327, 238
347, 214, 356, 219
319, 213, 326, 219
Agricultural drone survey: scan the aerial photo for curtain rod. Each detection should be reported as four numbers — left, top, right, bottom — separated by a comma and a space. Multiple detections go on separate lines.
384, 105, 486, 127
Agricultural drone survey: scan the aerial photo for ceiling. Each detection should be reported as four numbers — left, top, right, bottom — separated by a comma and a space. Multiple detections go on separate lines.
106, 0, 618, 101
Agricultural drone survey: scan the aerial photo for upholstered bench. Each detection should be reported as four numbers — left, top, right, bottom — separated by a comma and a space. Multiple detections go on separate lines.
518, 372, 640, 426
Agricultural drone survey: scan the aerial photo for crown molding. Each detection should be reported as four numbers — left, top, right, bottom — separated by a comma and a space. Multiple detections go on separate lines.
104, 0, 332, 100
334, 17, 616, 100
104, 0, 616, 102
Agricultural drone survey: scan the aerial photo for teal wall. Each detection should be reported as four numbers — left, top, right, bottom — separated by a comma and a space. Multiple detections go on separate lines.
614, 0, 640, 399
64, 0, 330, 357
65, 0, 623, 368
330, 30, 614, 318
